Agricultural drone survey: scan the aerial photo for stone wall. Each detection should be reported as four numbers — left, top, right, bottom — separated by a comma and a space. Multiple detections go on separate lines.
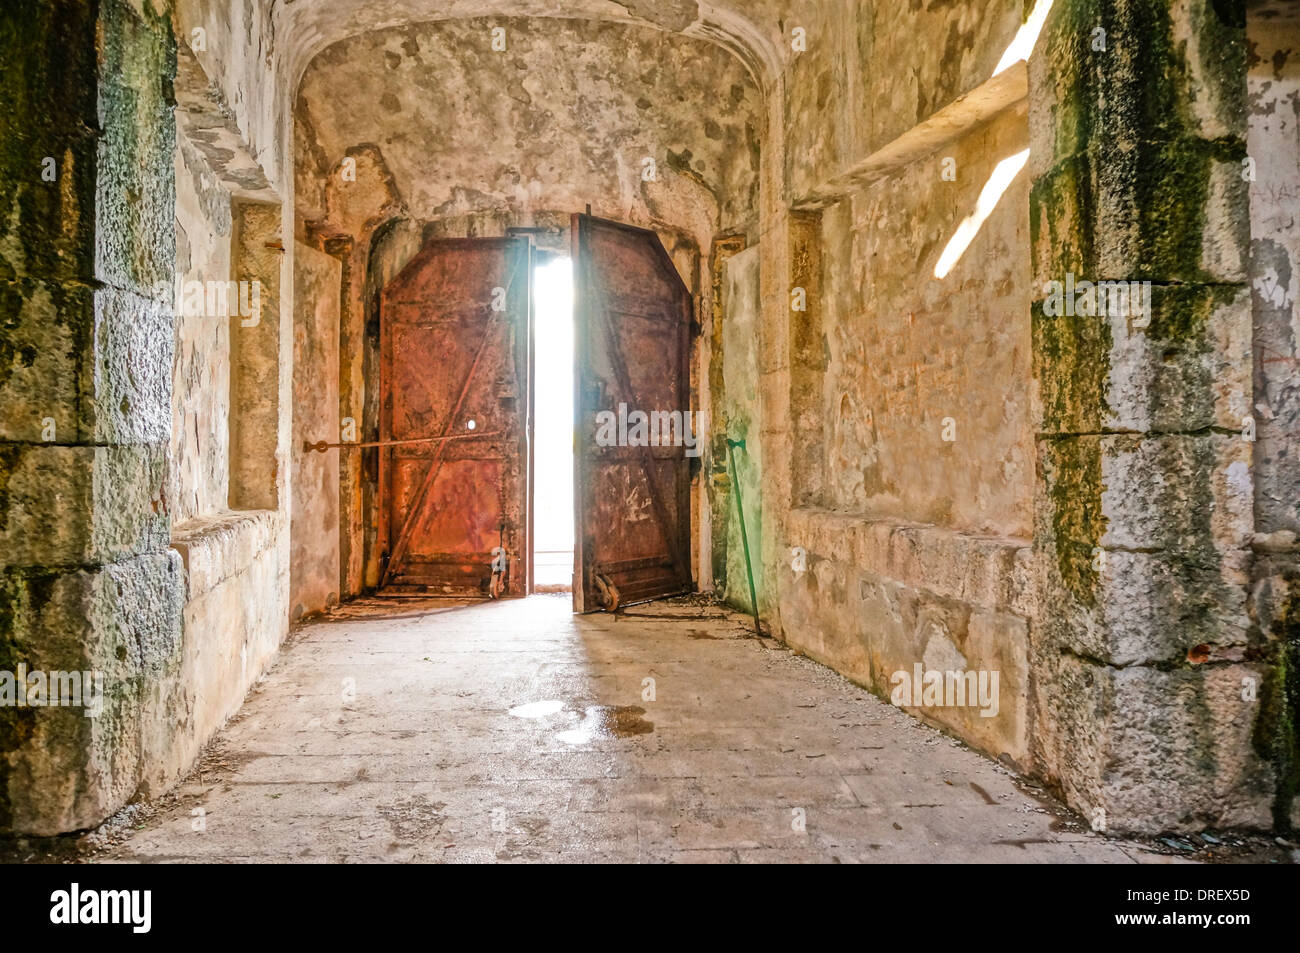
775, 99, 1035, 767
0, 0, 296, 834
1246, 0, 1300, 830
0, 0, 184, 834
291, 243, 342, 619
1027, 0, 1269, 832
750, 4, 1040, 781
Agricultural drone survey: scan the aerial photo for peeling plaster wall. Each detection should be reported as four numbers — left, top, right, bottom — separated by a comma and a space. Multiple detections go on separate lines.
275, 0, 789, 93
291, 243, 342, 618
818, 107, 1032, 536
295, 17, 762, 242
720, 246, 763, 613
171, 135, 233, 523
172, 0, 293, 194
1249, 10, 1300, 536
1247, 0, 1300, 830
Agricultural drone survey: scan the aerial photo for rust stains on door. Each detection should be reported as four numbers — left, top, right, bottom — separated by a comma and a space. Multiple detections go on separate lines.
379, 237, 532, 597
572, 214, 693, 612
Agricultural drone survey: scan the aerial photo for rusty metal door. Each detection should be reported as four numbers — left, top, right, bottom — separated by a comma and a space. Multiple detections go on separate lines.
572, 213, 693, 612
379, 237, 531, 597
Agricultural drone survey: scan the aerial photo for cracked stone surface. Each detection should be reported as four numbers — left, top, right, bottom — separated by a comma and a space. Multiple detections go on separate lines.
98, 594, 1180, 864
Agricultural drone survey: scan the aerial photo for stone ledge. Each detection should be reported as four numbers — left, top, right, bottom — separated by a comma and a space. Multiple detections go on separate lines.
796, 62, 1029, 208
170, 510, 280, 600
787, 506, 1032, 616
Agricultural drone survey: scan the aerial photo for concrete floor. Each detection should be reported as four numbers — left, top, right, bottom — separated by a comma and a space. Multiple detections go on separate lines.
101, 593, 1183, 863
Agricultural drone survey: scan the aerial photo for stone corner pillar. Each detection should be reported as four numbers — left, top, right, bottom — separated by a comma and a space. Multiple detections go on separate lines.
1027, 0, 1275, 833
0, 0, 183, 834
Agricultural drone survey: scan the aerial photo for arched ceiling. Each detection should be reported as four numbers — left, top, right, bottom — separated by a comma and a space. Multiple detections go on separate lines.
278, 0, 787, 92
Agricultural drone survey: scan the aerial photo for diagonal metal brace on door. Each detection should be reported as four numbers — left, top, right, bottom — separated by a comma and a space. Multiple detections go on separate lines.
379, 266, 522, 590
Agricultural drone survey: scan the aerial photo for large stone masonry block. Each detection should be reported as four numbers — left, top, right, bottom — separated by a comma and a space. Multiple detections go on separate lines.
1032, 647, 1274, 833
0, 283, 174, 445
94, 0, 176, 296
1034, 284, 1251, 434
1099, 433, 1252, 554
0, 280, 94, 443
0, 552, 184, 834
1029, 0, 1247, 173
1105, 285, 1251, 433
0, 1, 99, 284
1031, 137, 1249, 286
90, 285, 174, 444
1039, 432, 1252, 661
0, 443, 169, 567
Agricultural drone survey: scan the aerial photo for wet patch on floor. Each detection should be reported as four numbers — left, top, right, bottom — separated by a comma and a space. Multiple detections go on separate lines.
507, 698, 655, 745
555, 705, 654, 744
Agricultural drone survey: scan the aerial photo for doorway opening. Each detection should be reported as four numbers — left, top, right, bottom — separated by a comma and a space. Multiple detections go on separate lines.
531, 255, 575, 592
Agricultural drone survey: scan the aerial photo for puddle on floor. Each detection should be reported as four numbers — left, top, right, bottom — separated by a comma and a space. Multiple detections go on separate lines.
508, 700, 655, 744
556, 705, 654, 744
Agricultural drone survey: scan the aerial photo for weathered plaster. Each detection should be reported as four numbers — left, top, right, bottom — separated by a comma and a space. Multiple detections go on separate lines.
291, 243, 342, 619
295, 18, 762, 244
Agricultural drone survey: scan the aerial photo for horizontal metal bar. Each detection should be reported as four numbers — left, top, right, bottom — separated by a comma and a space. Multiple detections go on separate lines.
304, 431, 504, 453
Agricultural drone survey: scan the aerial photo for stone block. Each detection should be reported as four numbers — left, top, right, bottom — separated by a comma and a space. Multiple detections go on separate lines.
1031, 647, 1272, 834
94, 0, 177, 295
0, 553, 183, 834
1029, 0, 1247, 170
1105, 285, 1251, 432
0, 1, 99, 284
1031, 137, 1249, 287
0, 443, 169, 567
90, 286, 174, 444
0, 281, 93, 443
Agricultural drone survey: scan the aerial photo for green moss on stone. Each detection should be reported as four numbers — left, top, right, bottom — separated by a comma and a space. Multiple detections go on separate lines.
1044, 436, 1106, 607
1253, 584, 1300, 832
1129, 136, 1245, 284
0, 0, 98, 283
1032, 298, 1112, 434
0, 568, 62, 832
1147, 282, 1238, 345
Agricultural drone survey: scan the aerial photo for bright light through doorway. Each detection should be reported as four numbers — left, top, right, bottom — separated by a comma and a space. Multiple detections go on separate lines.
532, 256, 574, 589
